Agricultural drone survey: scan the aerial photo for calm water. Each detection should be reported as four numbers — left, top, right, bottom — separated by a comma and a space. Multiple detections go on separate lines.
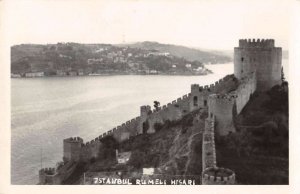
11, 61, 287, 184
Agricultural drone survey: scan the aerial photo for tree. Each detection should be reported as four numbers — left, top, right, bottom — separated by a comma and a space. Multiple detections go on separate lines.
153, 101, 160, 111
281, 67, 286, 83
128, 150, 146, 169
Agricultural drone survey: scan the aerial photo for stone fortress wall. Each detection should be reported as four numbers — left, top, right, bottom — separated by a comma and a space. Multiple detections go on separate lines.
61, 73, 238, 163
39, 39, 282, 185
202, 115, 217, 170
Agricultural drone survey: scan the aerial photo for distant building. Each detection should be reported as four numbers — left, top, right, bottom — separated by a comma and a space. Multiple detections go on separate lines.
87, 58, 103, 64
11, 73, 21, 78
25, 72, 44, 77
56, 70, 67, 76
147, 52, 170, 57
68, 71, 77, 76
95, 48, 104, 53
59, 54, 72, 59
143, 168, 155, 175
185, 64, 192, 68
193, 66, 204, 72
116, 150, 131, 164
149, 70, 158, 74
78, 70, 84, 76
159, 52, 170, 56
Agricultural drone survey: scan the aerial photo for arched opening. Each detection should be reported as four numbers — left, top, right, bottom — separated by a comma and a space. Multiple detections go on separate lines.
241, 57, 244, 62
142, 120, 149, 134
193, 96, 198, 106
204, 99, 207, 107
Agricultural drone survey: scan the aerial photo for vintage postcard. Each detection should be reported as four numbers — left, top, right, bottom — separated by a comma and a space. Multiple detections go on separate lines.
0, 0, 299, 193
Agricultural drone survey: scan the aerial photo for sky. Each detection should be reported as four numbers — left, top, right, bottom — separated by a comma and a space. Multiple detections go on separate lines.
1, 0, 292, 50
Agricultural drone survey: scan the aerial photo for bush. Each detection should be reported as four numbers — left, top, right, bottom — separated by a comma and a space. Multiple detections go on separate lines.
263, 84, 288, 114
90, 157, 96, 163
130, 134, 150, 152
154, 122, 164, 132
181, 115, 194, 127
128, 150, 146, 169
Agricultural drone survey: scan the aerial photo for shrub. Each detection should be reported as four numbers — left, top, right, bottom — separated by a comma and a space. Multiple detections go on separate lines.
154, 122, 164, 132
90, 157, 96, 163
128, 150, 146, 169
181, 115, 194, 127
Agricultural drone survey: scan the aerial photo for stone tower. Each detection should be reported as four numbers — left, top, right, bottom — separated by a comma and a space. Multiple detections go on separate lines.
63, 137, 83, 162
234, 39, 282, 91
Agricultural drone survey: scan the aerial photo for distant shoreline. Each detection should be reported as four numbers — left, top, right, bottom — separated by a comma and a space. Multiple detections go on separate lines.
11, 71, 214, 78
10, 73, 211, 78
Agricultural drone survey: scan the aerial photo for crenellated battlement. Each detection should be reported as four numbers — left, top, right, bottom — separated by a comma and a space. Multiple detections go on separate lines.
191, 74, 234, 94
63, 137, 83, 143
39, 168, 56, 175
39, 167, 61, 184
85, 115, 142, 145
141, 105, 151, 111
209, 93, 237, 104
235, 39, 281, 91
238, 38, 275, 48
202, 167, 235, 185
82, 138, 100, 147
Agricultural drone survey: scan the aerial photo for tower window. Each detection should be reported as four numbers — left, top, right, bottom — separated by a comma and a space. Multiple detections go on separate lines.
241, 57, 244, 62
193, 96, 198, 106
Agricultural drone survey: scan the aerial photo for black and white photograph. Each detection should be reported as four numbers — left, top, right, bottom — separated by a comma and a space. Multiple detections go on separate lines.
0, 0, 300, 192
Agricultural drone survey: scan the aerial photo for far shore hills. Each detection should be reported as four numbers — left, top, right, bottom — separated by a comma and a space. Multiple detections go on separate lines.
10, 41, 289, 78
11, 41, 232, 78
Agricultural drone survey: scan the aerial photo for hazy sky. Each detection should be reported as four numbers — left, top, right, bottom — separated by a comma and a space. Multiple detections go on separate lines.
2, 0, 291, 50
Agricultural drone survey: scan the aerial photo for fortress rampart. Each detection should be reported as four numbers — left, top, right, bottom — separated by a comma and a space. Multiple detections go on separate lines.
202, 115, 217, 170
40, 39, 282, 185
235, 72, 257, 114
60, 74, 237, 164
201, 114, 235, 185
238, 39, 275, 48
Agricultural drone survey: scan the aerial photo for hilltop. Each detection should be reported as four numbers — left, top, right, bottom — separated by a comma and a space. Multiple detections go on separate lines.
119, 41, 232, 64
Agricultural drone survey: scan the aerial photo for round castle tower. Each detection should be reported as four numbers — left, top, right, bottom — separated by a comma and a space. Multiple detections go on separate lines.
202, 167, 235, 185
234, 39, 282, 91
208, 93, 237, 136
63, 137, 83, 162
39, 168, 61, 184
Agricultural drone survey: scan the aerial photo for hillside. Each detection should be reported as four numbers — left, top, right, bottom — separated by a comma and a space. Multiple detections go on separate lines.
11, 43, 215, 77
11, 42, 232, 77
215, 83, 289, 184
63, 83, 288, 185
119, 41, 232, 64
63, 109, 205, 185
